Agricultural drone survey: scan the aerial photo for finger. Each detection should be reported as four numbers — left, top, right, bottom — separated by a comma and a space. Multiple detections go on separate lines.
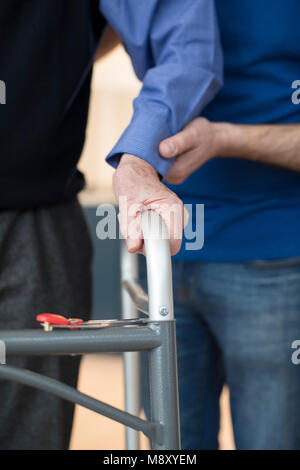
127, 213, 143, 253
159, 127, 196, 159
165, 155, 188, 184
127, 236, 143, 253
183, 206, 189, 229
159, 138, 178, 158
147, 203, 184, 256
118, 204, 143, 253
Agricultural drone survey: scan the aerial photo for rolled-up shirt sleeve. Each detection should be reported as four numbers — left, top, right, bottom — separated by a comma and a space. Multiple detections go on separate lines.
99, 0, 223, 177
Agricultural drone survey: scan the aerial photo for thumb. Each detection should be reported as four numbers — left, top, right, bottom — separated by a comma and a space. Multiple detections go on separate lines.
159, 138, 178, 158
159, 127, 195, 159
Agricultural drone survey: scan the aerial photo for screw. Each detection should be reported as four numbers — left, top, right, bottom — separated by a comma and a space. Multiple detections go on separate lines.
159, 306, 169, 317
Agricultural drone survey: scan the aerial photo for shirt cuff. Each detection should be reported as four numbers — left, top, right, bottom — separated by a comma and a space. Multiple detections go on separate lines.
106, 108, 173, 178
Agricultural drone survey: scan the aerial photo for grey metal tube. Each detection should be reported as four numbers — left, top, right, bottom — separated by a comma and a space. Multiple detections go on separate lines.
0, 327, 161, 356
122, 280, 149, 315
123, 351, 141, 449
148, 321, 181, 450
141, 211, 174, 322
121, 241, 141, 450
141, 212, 180, 449
0, 365, 158, 440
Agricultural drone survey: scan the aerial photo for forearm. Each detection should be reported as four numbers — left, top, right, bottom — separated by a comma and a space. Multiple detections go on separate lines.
215, 122, 300, 171
102, 0, 222, 176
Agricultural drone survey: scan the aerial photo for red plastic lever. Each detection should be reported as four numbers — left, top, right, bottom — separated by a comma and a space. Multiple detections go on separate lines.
36, 313, 83, 326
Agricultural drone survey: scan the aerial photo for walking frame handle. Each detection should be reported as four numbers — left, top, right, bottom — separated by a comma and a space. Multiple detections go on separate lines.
122, 210, 174, 322
141, 210, 174, 322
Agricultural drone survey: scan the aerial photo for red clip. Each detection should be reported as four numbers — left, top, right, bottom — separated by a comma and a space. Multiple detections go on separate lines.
36, 313, 83, 326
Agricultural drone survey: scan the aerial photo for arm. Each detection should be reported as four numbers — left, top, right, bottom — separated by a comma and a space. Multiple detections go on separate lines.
159, 119, 300, 184
100, 0, 223, 176
216, 122, 300, 172
99, 0, 222, 253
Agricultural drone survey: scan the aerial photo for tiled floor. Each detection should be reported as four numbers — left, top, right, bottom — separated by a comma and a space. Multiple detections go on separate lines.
70, 354, 235, 450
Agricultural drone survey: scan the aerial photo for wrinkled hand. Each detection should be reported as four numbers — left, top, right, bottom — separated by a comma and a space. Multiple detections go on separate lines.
159, 118, 221, 184
113, 154, 188, 255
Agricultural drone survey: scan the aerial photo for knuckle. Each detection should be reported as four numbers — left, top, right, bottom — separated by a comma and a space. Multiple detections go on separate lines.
172, 195, 183, 208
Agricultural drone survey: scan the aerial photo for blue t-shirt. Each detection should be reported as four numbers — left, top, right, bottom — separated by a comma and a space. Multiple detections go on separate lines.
170, 0, 300, 261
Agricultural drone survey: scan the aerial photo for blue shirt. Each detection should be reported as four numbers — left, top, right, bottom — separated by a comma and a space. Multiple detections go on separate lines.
171, 0, 300, 261
100, 0, 223, 175
102, 0, 300, 262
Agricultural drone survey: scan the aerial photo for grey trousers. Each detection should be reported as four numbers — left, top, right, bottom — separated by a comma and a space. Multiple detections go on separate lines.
0, 199, 93, 450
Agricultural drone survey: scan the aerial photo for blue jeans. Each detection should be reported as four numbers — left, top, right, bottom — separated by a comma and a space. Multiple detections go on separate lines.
139, 257, 300, 450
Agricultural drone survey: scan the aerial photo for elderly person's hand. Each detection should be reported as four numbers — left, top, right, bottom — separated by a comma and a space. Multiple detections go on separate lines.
113, 154, 188, 255
159, 118, 222, 184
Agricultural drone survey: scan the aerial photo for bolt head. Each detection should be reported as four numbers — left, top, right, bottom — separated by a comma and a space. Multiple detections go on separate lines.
159, 306, 169, 317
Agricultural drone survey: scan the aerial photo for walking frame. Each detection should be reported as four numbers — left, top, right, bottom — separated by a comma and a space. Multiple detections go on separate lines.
0, 211, 181, 450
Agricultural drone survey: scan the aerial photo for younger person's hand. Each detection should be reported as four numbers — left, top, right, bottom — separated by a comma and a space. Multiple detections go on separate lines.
159, 118, 223, 184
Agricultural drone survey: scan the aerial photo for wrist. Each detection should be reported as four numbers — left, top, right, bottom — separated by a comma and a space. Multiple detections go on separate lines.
212, 122, 241, 158
118, 153, 160, 180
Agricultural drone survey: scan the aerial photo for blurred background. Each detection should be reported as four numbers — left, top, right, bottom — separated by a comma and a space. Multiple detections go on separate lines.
69, 44, 235, 450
